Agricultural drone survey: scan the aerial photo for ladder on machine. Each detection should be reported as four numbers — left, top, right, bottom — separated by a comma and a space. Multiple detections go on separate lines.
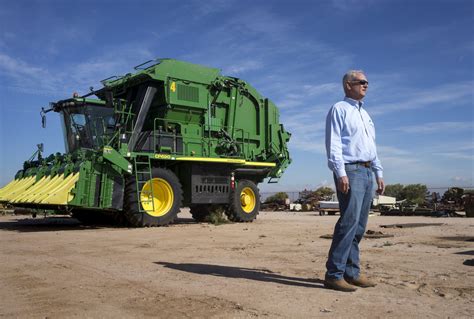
134, 157, 155, 213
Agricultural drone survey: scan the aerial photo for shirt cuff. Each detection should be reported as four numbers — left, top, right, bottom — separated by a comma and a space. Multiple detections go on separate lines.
335, 168, 346, 178
374, 170, 383, 178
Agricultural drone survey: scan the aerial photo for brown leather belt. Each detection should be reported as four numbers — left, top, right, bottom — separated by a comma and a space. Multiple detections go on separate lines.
346, 161, 372, 168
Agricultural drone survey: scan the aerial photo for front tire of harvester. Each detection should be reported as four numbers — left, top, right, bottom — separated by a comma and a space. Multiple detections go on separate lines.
124, 168, 182, 227
189, 205, 211, 222
226, 180, 260, 222
113, 212, 131, 227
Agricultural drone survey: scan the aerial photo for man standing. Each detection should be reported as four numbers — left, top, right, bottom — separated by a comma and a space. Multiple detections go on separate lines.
324, 70, 384, 292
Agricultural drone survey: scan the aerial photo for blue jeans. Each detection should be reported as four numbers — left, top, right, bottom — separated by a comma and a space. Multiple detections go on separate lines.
325, 164, 376, 280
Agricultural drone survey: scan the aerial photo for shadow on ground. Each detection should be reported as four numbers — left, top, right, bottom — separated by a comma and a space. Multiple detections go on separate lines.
0, 217, 99, 232
0, 216, 205, 232
455, 250, 474, 256
438, 236, 474, 242
463, 259, 474, 266
155, 261, 324, 289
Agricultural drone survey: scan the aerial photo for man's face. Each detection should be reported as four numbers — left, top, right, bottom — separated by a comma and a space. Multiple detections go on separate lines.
345, 73, 369, 100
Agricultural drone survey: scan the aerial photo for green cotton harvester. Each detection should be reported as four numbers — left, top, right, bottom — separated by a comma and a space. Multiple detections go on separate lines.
0, 59, 291, 226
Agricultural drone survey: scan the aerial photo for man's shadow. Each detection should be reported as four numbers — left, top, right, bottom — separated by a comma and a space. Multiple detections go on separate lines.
155, 262, 324, 289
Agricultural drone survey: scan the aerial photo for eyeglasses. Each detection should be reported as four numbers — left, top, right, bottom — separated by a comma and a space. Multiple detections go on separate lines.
350, 80, 369, 86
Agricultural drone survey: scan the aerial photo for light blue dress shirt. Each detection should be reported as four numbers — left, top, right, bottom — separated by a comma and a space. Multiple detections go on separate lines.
325, 97, 383, 178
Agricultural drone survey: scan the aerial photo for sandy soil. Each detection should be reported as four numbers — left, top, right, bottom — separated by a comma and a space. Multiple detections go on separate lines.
0, 209, 472, 318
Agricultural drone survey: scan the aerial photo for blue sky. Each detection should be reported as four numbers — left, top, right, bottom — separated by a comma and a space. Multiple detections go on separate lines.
0, 0, 473, 194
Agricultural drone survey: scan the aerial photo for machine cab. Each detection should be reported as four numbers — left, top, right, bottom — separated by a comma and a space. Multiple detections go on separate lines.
55, 98, 116, 153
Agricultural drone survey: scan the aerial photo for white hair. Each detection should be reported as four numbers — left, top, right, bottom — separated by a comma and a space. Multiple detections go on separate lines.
342, 70, 365, 86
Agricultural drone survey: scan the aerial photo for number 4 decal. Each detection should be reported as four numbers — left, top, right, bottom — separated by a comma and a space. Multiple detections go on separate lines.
170, 81, 176, 92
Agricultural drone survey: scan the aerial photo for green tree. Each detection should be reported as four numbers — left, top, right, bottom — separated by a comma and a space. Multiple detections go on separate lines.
401, 184, 428, 205
313, 186, 334, 200
265, 192, 289, 203
385, 184, 404, 200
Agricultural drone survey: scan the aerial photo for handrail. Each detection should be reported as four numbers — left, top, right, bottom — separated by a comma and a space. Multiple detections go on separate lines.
152, 117, 250, 159
133, 59, 162, 70
100, 75, 121, 85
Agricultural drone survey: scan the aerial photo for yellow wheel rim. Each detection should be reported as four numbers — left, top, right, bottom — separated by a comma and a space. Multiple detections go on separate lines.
240, 187, 256, 213
140, 178, 174, 217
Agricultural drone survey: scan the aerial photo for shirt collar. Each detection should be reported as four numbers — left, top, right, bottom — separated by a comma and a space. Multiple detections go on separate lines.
344, 97, 364, 109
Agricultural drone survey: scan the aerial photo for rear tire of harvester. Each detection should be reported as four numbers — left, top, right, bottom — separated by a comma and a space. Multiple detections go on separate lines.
226, 180, 260, 222
189, 205, 211, 222
124, 168, 182, 227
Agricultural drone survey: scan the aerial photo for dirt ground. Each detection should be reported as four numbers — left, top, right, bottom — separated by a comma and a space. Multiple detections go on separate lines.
0, 209, 472, 318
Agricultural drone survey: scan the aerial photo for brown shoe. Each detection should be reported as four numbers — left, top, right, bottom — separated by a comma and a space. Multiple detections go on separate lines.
324, 278, 357, 292
345, 274, 376, 288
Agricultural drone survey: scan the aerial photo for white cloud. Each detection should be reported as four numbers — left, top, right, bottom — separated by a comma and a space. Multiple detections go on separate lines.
373, 142, 473, 186
289, 138, 325, 154
0, 52, 61, 94
434, 152, 474, 161
286, 130, 326, 155
331, 0, 379, 11
396, 121, 473, 134
276, 83, 339, 109
0, 47, 154, 96
377, 145, 424, 168
302, 83, 340, 96
377, 145, 412, 157
225, 60, 263, 75
190, 0, 234, 16
180, 7, 353, 96
451, 176, 472, 184
373, 145, 437, 181
280, 105, 331, 155
228, 8, 294, 39
420, 141, 474, 162
370, 81, 474, 116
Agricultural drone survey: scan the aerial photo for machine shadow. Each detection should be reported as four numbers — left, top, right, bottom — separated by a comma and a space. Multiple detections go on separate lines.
0, 215, 215, 232
174, 217, 197, 224
155, 261, 325, 289
0, 216, 99, 232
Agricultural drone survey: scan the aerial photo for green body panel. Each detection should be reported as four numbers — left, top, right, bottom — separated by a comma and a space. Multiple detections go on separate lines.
103, 59, 221, 90
68, 158, 121, 209
102, 146, 131, 173
102, 59, 291, 169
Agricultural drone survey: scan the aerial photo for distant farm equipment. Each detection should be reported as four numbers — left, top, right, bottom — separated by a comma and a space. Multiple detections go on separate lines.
381, 187, 473, 217
260, 186, 473, 218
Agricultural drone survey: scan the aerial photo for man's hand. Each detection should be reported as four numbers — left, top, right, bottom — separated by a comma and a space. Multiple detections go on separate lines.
337, 176, 350, 194
376, 177, 385, 195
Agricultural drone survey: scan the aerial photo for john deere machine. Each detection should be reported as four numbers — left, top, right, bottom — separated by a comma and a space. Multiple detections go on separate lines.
0, 59, 291, 226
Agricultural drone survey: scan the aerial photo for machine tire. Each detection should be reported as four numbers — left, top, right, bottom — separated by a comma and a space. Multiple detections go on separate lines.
226, 180, 260, 222
189, 205, 211, 222
112, 212, 131, 227
124, 167, 182, 227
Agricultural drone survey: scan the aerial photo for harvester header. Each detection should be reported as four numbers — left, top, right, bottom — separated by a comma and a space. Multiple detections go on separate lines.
0, 58, 291, 226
